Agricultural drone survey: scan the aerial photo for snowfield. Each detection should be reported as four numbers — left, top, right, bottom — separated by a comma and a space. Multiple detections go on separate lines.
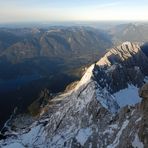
113, 84, 141, 107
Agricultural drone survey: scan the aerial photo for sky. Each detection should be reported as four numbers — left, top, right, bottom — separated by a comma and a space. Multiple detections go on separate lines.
0, 0, 148, 23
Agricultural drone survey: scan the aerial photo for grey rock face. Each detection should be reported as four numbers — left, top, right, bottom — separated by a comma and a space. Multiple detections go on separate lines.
139, 83, 148, 148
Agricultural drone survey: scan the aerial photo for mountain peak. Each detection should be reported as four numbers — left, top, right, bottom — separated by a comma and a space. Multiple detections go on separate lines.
75, 64, 95, 90
96, 42, 142, 67
121, 41, 132, 46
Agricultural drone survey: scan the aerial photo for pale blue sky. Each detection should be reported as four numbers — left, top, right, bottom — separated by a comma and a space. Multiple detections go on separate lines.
0, 0, 148, 23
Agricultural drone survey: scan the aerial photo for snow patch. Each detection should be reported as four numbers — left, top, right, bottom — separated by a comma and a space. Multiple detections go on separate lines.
103, 128, 114, 135
113, 85, 141, 107
21, 125, 44, 145
107, 120, 129, 148
103, 124, 118, 135
96, 87, 119, 113
3, 143, 24, 148
135, 117, 142, 123
109, 124, 118, 129
89, 143, 92, 148
50, 134, 64, 147
76, 128, 92, 146
132, 134, 144, 148
144, 76, 148, 83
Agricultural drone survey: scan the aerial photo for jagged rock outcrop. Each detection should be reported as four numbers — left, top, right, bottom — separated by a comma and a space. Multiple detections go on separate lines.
94, 42, 148, 93
0, 42, 147, 148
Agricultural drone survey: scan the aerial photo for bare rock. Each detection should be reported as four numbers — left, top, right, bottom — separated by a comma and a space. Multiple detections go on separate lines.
139, 83, 148, 147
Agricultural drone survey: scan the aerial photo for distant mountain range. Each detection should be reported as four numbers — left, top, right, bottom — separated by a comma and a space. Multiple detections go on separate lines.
110, 23, 148, 44
0, 27, 112, 62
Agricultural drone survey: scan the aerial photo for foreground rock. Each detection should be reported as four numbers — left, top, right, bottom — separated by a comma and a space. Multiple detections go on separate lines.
139, 83, 148, 148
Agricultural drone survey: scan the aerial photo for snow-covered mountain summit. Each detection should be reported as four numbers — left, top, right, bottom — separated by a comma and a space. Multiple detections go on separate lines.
0, 42, 148, 148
